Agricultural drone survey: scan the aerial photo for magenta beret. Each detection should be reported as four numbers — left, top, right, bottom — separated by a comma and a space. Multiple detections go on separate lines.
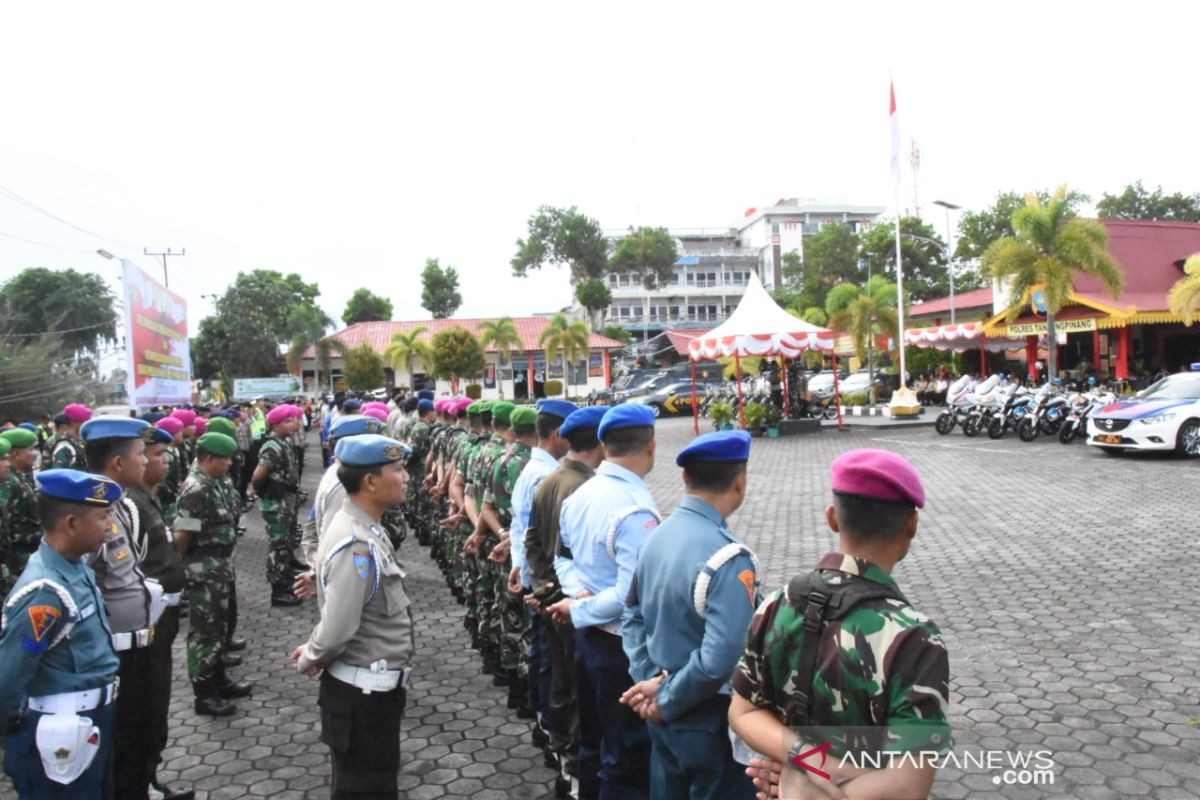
362, 406, 388, 422
170, 409, 197, 427
193, 418, 207, 436
266, 406, 291, 426
63, 403, 93, 423
830, 448, 925, 508
155, 417, 183, 436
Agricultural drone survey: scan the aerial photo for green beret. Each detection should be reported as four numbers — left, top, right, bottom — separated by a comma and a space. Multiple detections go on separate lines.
206, 417, 238, 437
0, 428, 37, 449
467, 402, 482, 415
491, 401, 516, 426
196, 432, 237, 457
0, 438, 10, 456
510, 406, 538, 433
478, 400, 494, 412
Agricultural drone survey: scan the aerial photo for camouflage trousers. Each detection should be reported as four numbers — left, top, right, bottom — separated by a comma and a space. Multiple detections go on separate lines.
444, 521, 469, 588
381, 506, 408, 551
462, 545, 481, 637
477, 539, 504, 649
496, 558, 531, 673
262, 496, 297, 585
184, 559, 232, 689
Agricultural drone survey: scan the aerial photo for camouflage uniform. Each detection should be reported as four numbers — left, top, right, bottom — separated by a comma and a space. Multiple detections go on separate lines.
49, 432, 87, 470
405, 418, 434, 545
175, 466, 238, 697
0, 477, 11, 595
257, 433, 299, 585
440, 426, 470, 578
732, 553, 951, 758
488, 440, 531, 673
463, 432, 505, 640
470, 434, 509, 651
157, 443, 187, 524
3, 471, 40, 580
453, 431, 487, 610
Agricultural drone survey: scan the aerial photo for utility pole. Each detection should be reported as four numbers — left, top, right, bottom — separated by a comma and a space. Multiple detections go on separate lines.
144, 247, 185, 287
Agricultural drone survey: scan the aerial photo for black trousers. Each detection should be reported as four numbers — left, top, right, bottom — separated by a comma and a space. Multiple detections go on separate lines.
318, 671, 407, 799
546, 616, 579, 770
146, 606, 180, 785
114, 646, 154, 799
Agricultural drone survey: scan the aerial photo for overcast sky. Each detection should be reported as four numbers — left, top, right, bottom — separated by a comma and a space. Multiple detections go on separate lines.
2, 1, 1196, 358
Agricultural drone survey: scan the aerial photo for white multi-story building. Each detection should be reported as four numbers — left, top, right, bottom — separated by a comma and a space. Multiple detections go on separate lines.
605, 199, 884, 340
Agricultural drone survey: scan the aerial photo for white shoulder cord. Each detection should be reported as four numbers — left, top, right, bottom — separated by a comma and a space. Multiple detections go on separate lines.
604, 506, 662, 560
693, 543, 760, 617
2, 579, 79, 649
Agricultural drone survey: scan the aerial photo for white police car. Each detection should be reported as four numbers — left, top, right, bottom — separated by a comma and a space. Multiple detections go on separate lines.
1087, 365, 1200, 457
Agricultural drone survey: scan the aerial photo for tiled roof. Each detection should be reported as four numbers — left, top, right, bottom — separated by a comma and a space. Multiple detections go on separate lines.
909, 287, 995, 318
304, 316, 626, 359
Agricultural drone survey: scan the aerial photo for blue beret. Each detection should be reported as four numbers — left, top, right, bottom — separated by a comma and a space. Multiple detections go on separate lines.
559, 406, 607, 437
676, 430, 751, 467
18, 422, 36, 432
37, 469, 122, 506
334, 434, 411, 466
538, 399, 577, 421
342, 398, 363, 411
417, 389, 435, 401
139, 412, 166, 424
81, 415, 151, 441
417, 399, 435, 413
330, 414, 386, 439
597, 403, 656, 442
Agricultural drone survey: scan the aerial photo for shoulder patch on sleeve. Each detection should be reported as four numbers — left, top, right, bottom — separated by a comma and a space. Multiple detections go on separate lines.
737, 569, 757, 607
353, 551, 371, 581
642, 518, 658, 530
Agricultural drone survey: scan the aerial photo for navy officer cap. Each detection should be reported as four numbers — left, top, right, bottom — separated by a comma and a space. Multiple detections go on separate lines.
81, 415, 151, 441
342, 398, 363, 411
676, 430, 751, 467
140, 426, 174, 446
417, 388, 435, 401
597, 403, 656, 442
417, 399, 435, 413
334, 434, 411, 466
37, 469, 122, 506
538, 399, 577, 421
559, 406, 607, 437
330, 414, 386, 439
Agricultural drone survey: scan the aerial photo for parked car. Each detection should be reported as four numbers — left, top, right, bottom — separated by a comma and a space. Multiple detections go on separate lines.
838, 371, 874, 398
1086, 368, 1200, 457
629, 379, 725, 417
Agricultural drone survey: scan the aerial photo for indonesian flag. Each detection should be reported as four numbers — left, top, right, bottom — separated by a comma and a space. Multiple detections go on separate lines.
889, 79, 901, 185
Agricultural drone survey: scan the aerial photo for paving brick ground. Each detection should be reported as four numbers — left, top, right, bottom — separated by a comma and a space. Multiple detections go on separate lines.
4, 418, 1200, 798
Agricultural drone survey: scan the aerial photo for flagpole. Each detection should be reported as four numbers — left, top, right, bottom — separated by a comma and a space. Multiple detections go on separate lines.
894, 187, 906, 389
888, 76, 917, 416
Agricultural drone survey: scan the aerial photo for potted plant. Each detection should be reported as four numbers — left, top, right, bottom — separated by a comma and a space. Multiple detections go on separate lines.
742, 401, 767, 436
707, 400, 734, 431
763, 403, 783, 438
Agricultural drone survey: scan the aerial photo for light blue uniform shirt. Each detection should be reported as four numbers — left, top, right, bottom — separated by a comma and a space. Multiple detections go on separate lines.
510, 447, 559, 589
555, 461, 659, 630
0, 541, 119, 720
622, 495, 759, 722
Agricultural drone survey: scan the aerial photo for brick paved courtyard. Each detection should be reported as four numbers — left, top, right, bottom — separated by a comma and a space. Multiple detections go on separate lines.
4, 418, 1200, 798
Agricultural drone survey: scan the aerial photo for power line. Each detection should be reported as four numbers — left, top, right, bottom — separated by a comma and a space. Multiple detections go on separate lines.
0, 229, 99, 254
0, 183, 142, 250
0, 319, 120, 339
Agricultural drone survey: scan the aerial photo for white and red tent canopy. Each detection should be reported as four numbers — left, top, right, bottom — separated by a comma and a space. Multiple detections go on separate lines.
688, 272, 833, 359
903, 322, 1027, 353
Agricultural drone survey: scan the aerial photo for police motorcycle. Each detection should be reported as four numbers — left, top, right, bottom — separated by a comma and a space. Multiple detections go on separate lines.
1016, 379, 1069, 442
959, 374, 1003, 437
987, 381, 1035, 439
934, 375, 975, 435
1058, 380, 1116, 444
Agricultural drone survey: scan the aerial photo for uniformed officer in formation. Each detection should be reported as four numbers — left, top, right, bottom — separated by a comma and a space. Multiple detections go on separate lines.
620, 430, 759, 799
153, 417, 187, 525
549, 403, 661, 800
292, 434, 415, 800
81, 415, 163, 799
174, 432, 253, 717
403, 398, 437, 546
204, 414, 250, 657
49, 404, 92, 470
0, 437, 11, 595
728, 448, 951, 799
0, 469, 122, 799
2, 427, 44, 589
252, 405, 304, 607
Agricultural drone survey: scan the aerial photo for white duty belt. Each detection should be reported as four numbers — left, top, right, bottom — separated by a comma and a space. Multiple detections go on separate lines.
111, 628, 154, 651
161, 592, 182, 607
28, 680, 120, 714
327, 659, 412, 694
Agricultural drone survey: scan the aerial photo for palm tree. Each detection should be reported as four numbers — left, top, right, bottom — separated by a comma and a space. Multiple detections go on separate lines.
982, 186, 1123, 381
383, 327, 432, 388
286, 306, 342, 392
826, 276, 899, 389
478, 316, 522, 365
539, 313, 591, 396
1169, 253, 1200, 326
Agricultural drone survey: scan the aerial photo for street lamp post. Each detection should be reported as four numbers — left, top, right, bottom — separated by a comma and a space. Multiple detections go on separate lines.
932, 200, 961, 325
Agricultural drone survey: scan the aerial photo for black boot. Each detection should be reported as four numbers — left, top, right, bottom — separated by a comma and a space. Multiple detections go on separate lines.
271, 584, 302, 607
219, 680, 253, 699
289, 557, 310, 573
225, 637, 248, 652
193, 679, 236, 716
221, 653, 242, 668
151, 781, 195, 800
492, 665, 514, 688
507, 677, 535, 718
481, 644, 498, 675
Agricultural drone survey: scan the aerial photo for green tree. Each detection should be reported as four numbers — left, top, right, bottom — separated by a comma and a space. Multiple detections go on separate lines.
420, 258, 462, 319
511, 206, 609, 281
601, 324, 632, 345
574, 278, 613, 324
981, 187, 1124, 381
795, 223, 864, 294
0, 330, 100, 422
538, 313, 590, 396
609, 226, 679, 289
343, 344, 385, 391
826, 276, 900, 386
478, 316, 522, 365
286, 305, 344, 392
0, 267, 119, 358
1167, 253, 1200, 325
1097, 181, 1200, 222
342, 288, 394, 325
383, 327, 432, 385
956, 189, 1090, 262
430, 327, 485, 391
860, 217, 954, 302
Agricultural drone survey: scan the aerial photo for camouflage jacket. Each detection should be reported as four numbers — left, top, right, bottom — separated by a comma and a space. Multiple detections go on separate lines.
50, 433, 87, 470
157, 444, 187, 512
407, 420, 433, 480
3, 472, 40, 550
486, 441, 531, 529
732, 553, 951, 755
470, 434, 507, 513
258, 435, 299, 493
175, 467, 238, 552
458, 432, 488, 497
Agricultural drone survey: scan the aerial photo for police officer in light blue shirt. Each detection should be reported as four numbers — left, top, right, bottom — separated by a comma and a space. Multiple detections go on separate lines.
549, 403, 660, 800
0, 469, 123, 799
621, 430, 760, 799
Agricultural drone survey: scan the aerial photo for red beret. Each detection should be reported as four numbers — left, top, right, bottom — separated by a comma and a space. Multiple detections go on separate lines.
831, 448, 925, 508
63, 403, 93, 422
